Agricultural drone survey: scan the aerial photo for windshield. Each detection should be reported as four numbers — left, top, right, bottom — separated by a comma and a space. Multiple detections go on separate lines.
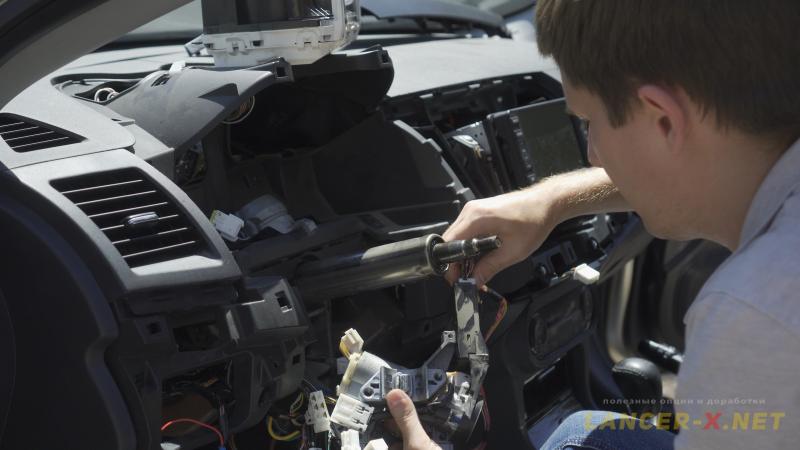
120, 0, 534, 44
450, 0, 534, 16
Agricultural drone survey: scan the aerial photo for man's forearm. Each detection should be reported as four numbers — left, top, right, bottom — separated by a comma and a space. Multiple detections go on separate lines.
535, 167, 631, 224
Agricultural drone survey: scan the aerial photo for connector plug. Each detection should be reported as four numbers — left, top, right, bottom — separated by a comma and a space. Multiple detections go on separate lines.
572, 263, 600, 285
341, 328, 364, 355
330, 393, 374, 432
364, 439, 388, 450
305, 391, 331, 433
210, 210, 243, 242
341, 429, 361, 450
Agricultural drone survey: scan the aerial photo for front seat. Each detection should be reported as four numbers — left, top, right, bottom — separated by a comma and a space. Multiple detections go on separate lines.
0, 288, 15, 445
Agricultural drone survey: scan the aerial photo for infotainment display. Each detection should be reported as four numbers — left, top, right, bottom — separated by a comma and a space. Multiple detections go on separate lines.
485, 98, 586, 189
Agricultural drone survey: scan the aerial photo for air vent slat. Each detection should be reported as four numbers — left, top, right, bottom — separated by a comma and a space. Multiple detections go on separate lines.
0, 122, 27, 131
74, 190, 159, 208
0, 114, 82, 152
122, 240, 199, 261
87, 202, 170, 220
11, 137, 76, 152
59, 179, 145, 197
101, 214, 181, 233
0, 125, 40, 136
112, 226, 191, 246
3, 130, 58, 142
52, 168, 206, 268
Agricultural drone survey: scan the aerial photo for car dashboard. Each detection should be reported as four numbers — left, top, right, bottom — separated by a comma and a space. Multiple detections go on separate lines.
0, 37, 649, 450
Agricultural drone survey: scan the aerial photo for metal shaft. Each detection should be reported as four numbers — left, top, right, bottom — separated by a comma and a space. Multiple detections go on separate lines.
431, 236, 501, 264
294, 234, 501, 301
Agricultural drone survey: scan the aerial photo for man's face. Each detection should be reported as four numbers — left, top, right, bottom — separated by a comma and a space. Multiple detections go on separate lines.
563, 81, 694, 240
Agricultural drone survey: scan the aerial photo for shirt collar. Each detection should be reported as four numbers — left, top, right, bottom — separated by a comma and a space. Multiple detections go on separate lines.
739, 137, 800, 247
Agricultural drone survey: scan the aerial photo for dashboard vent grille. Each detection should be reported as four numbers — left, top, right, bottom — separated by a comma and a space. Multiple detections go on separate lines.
53, 169, 206, 267
0, 114, 82, 152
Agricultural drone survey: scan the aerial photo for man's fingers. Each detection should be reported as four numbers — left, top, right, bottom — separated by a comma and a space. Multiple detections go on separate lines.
442, 210, 491, 243
386, 389, 429, 449
444, 263, 461, 285
472, 252, 505, 287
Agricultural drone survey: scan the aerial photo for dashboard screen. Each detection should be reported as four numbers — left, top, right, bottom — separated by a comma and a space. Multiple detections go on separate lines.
512, 98, 585, 179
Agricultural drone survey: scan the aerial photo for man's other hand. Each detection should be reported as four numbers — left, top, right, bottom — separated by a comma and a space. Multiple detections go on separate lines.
386, 389, 442, 450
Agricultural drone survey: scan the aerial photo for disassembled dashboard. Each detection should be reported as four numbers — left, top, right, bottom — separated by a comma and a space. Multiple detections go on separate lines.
0, 33, 644, 450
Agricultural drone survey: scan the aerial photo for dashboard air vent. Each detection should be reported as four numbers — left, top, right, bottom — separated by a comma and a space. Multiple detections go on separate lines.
52, 169, 206, 267
0, 114, 82, 152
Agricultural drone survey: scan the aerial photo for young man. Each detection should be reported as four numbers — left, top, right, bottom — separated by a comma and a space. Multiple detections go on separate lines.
384, 1, 800, 449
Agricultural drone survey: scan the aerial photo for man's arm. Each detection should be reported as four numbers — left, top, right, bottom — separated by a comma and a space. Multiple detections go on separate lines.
443, 167, 630, 285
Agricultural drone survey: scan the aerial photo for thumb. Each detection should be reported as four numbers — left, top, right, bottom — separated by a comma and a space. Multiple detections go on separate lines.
386, 389, 430, 449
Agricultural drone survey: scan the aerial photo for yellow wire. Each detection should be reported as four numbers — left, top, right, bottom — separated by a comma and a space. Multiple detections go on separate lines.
289, 391, 304, 416
267, 416, 301, 442
339, 340, 351, 358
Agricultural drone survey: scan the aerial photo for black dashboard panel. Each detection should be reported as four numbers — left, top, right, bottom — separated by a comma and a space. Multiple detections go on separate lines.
0, 80, 135, 169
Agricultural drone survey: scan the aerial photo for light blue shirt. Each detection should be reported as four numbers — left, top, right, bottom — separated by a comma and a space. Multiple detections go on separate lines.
675, 137, 800, 448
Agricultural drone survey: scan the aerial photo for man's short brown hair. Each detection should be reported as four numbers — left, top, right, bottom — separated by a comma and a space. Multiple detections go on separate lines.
536, 0, 800, 141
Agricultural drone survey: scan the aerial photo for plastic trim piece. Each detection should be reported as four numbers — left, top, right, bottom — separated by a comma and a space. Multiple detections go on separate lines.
11, 148, 240, 295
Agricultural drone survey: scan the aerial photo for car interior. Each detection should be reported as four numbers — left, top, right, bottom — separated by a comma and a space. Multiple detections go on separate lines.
0, 1, 730, 449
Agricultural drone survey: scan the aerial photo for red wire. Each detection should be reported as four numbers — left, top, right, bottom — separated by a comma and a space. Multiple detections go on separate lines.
484, 298, 508, 342
161, 418, 225, 447
480, 386, 491, 431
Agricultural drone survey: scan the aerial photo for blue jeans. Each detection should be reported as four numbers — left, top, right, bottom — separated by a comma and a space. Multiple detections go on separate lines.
540, 411, 675, 450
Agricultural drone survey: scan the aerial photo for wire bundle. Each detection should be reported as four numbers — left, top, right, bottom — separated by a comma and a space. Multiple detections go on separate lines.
161, 418, 226, 450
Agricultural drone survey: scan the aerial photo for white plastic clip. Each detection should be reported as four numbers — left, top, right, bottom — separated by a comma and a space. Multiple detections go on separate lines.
304, 391, 331, 433
341, 429, 361, 450
341, 328, 364, 355
364, 439, 388, 450
210, 210, 243, 242
330, 393, 374, 432
572, 263, 600, 285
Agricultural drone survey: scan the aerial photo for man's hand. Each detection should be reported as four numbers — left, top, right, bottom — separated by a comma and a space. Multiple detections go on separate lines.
443, 168, 628, 286
386, 390, 442, 450
443, 187, 559, 286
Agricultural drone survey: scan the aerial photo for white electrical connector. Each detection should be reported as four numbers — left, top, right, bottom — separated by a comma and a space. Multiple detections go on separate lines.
337, 356, 350, 374
341, 328, 364, 355
341, 429, 362, 450
210, 210, 244, 242
364, 439, 389, 450
572, 263, 600, 285
330, 393, 374, 432
305, 391, 331, 433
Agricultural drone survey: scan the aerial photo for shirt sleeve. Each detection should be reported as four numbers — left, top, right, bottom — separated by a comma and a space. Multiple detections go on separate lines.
673, 292, 800, 450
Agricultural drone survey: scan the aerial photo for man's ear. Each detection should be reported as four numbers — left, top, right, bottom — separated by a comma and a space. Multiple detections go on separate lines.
636, 85, 689, 151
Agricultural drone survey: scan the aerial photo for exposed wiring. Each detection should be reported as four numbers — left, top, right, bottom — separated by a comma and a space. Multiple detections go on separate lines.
298, 424, 308, 450
480, 386, 491, 431
470, 387, 491, 450
289, 392, 305, 417
481, 285, 508, 342
483, 298, 508, 342
223, 96, 256, 125
161, 418, 225, 448
267, 416, 301, 442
